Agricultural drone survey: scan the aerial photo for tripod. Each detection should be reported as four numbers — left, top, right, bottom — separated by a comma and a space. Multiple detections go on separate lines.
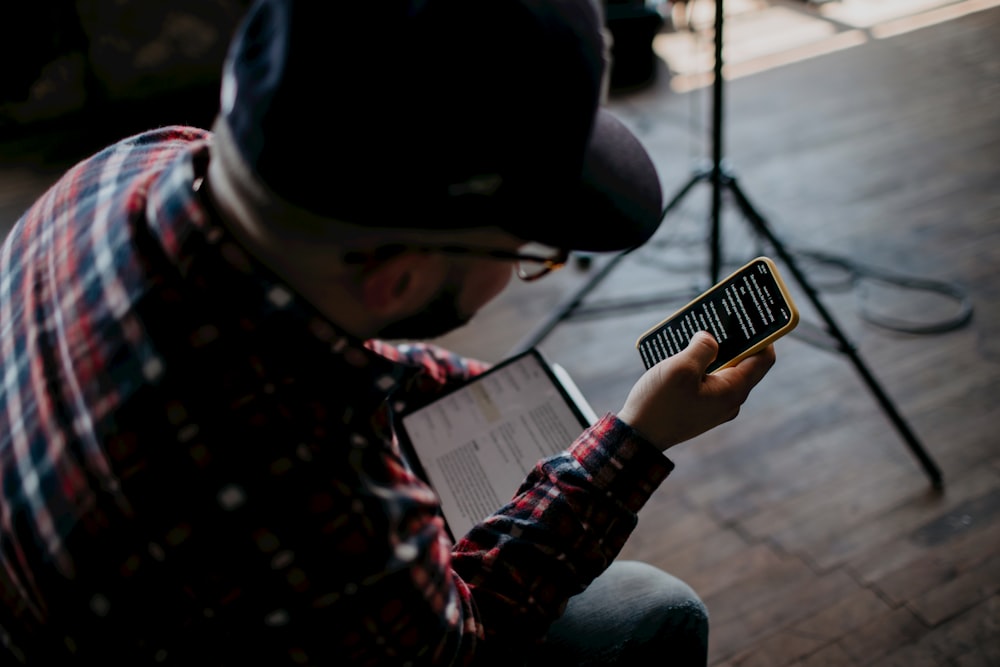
513, 0, 944, 489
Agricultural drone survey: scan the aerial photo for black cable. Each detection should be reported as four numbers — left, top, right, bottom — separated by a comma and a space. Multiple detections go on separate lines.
601, 241, 975, 337
790, 248, 975, 335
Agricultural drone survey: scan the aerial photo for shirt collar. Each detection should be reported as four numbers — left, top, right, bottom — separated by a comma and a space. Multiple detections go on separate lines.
146, 139, 419, 403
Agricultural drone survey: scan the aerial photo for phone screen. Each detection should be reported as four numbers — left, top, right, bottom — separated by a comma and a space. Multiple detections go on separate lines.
637, 257, 798, 373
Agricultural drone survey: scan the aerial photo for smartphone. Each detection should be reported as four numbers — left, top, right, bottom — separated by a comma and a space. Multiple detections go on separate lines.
636, 256, 800, 373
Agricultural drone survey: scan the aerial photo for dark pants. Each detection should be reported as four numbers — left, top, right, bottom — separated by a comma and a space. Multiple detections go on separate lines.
529, 560, 710, 666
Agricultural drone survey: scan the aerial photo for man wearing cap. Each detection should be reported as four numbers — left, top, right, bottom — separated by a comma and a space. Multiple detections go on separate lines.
0, 0, 774, 664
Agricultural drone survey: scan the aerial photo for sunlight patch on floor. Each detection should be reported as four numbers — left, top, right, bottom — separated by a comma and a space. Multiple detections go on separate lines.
653, 0, 1000, 93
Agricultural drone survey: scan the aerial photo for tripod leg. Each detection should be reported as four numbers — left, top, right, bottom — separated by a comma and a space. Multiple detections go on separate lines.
666, 165, 713, 215
509, 245, 634, 355
509, 169, 711, 355
723, 174, 944, 489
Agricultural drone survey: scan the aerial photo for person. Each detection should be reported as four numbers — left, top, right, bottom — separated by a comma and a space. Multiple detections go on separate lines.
0, 0, 776, 664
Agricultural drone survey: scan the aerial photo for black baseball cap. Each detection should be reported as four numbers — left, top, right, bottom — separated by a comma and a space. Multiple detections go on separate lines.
217, 0, 663, 252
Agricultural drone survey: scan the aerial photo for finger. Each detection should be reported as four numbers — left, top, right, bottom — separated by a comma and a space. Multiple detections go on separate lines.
681, 331, 719, 373
721, 345, 776, 391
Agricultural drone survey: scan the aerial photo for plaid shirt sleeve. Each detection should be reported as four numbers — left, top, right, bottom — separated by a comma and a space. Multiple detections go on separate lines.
0, 128, 674, 666
368, 341, 675, 657
366, 339, 491, 395
452, 414, 673, 654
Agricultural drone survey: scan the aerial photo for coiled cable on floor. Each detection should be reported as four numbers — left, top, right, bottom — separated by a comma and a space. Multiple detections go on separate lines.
790, 248, 974, 335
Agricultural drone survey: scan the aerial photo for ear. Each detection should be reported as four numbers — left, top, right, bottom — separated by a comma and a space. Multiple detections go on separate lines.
359, 252, 436, 317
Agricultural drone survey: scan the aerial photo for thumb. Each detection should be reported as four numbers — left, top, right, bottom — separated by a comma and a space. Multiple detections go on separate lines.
682, 331, 719, 373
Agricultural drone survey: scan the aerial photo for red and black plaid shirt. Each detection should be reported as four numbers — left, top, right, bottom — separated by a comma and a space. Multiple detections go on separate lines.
0, 127, 673, 665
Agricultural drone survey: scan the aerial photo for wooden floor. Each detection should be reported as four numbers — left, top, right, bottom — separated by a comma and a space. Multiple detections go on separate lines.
437, 1, 1000, 664
2, 1, 998, 664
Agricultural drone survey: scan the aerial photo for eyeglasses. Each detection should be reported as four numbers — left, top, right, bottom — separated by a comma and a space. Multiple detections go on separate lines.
342, 242, 570, 282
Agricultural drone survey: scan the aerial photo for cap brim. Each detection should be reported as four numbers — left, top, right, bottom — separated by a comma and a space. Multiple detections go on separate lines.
504, 110, 664, 253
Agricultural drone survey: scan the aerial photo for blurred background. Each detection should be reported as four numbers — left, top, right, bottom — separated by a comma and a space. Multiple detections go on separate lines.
2, 1, 998, 664
0, 0, 244, 135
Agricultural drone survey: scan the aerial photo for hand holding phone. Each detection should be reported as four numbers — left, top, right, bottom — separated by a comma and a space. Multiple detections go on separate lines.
636, 257, 799, 373
619, 330, 775, 450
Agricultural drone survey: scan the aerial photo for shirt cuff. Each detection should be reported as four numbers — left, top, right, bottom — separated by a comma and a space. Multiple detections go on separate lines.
569, 412, 674, 514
